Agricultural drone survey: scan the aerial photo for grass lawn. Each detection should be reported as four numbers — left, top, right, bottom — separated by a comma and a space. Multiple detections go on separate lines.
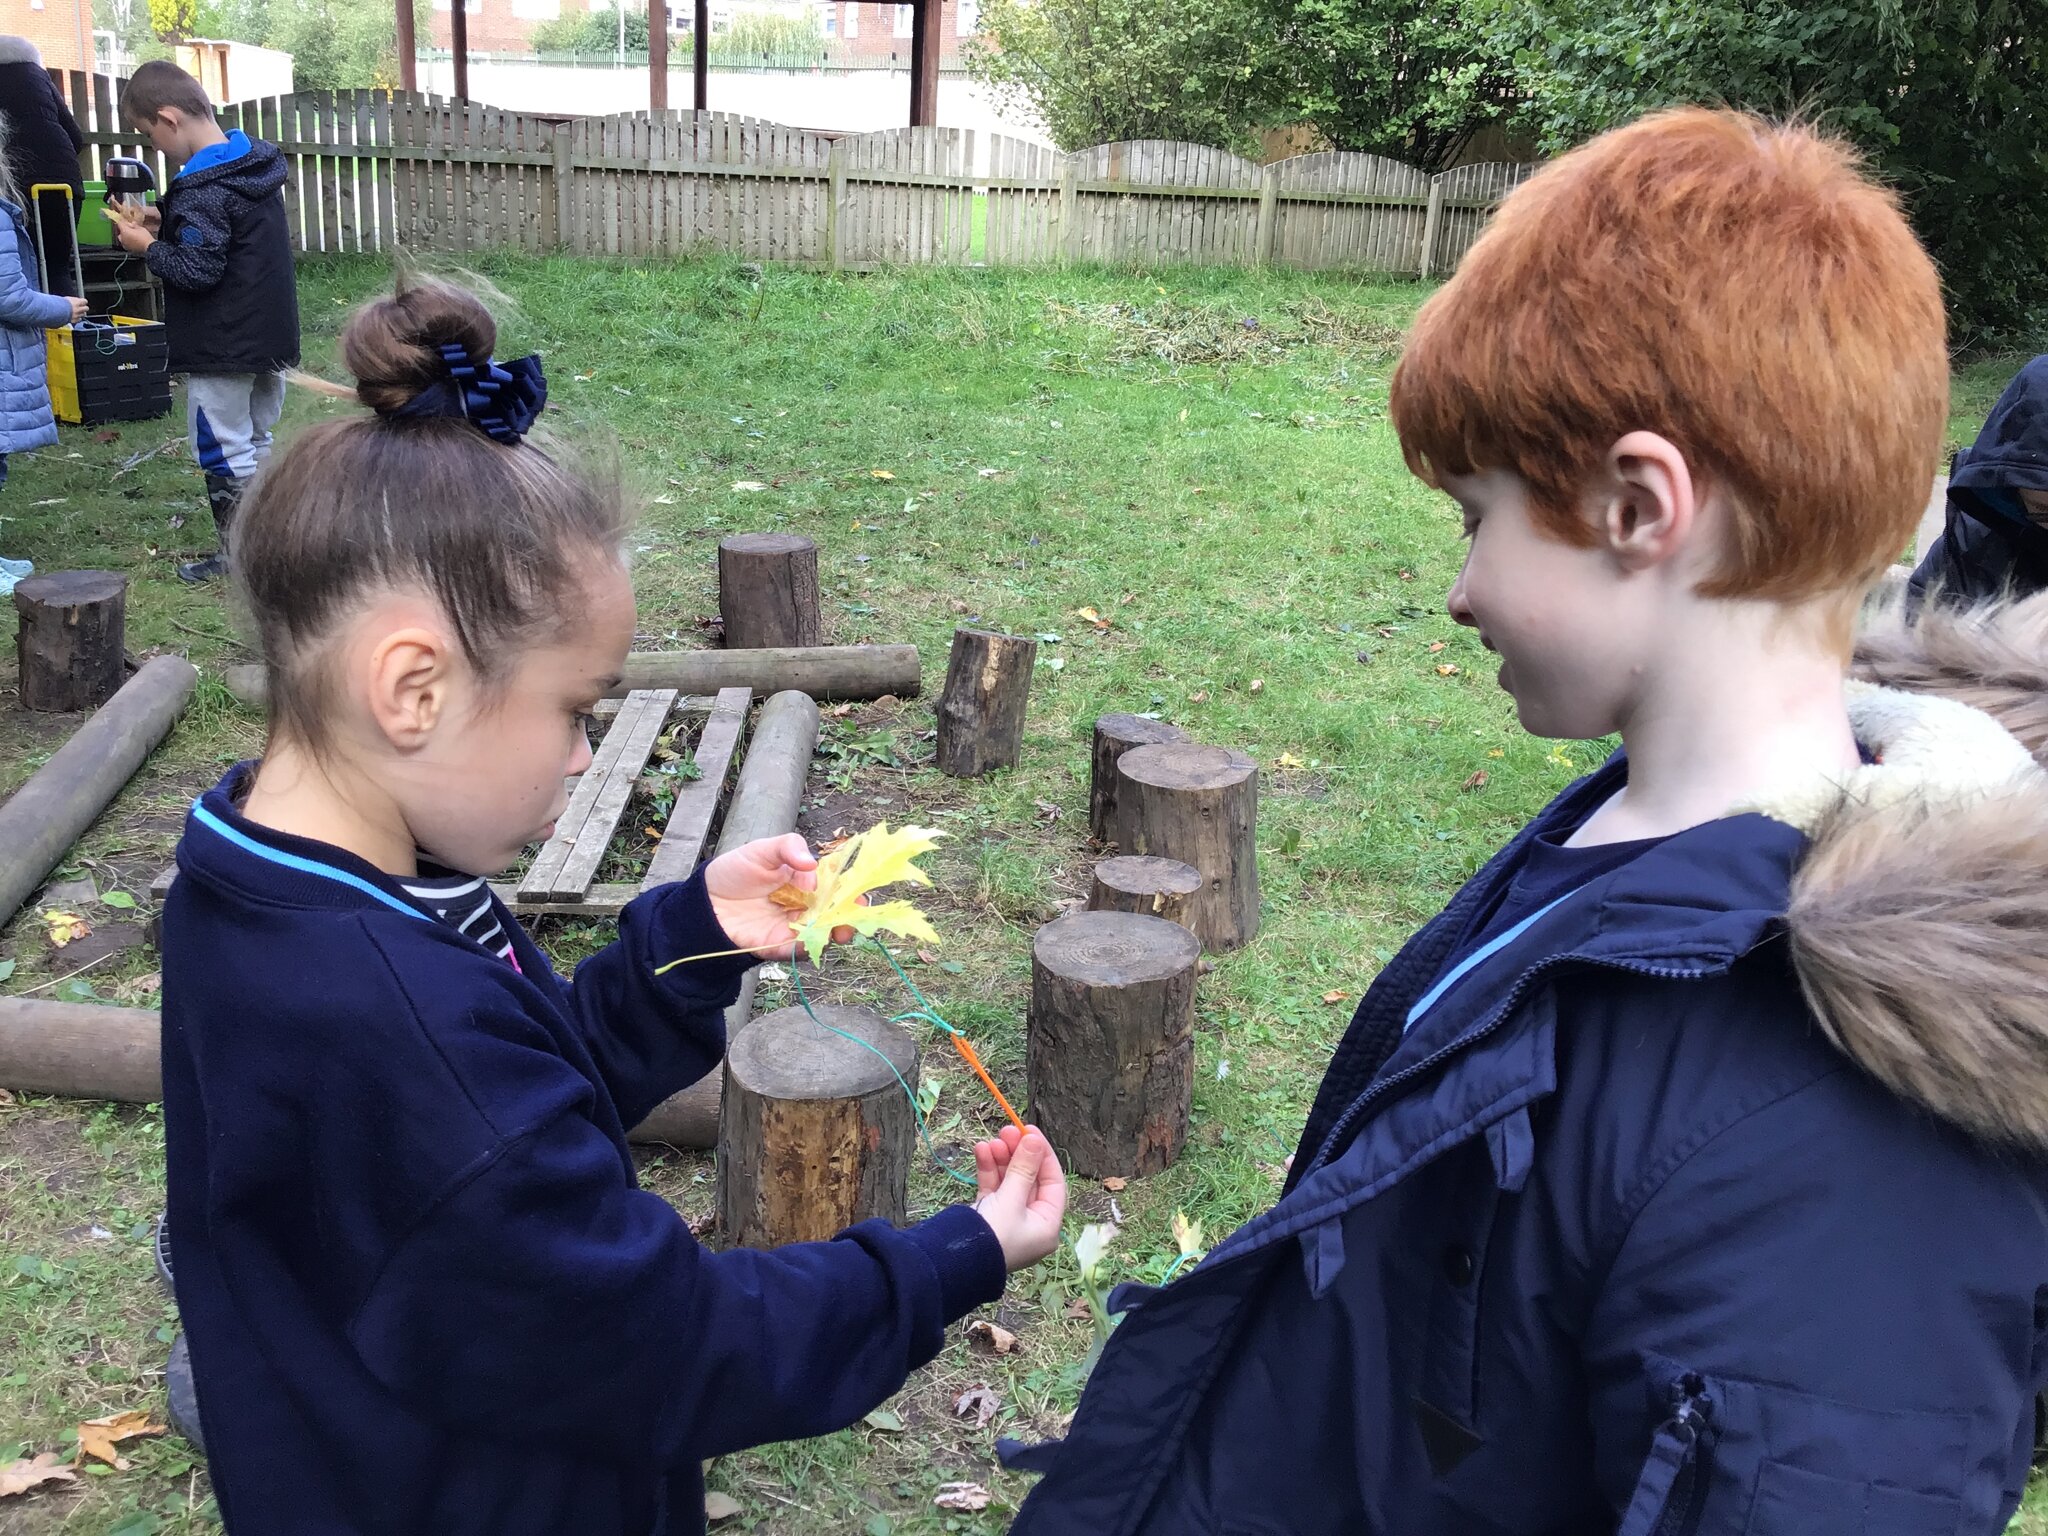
0, 253, 2036, 1535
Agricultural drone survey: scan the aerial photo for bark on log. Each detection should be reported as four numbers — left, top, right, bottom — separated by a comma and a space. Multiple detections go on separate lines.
14, 571, 127, 712
1027, 911, 1200, 1178
0, 656, 196, 935
628, 689, 822, 1149
718, 533, 822, 649
718, 1003, 916, 1246
0, 997, 161, 1103
1114, 742, 1261, 951
1088, 714, 1191, 843
1088, 855, 1202, 929
223, 645, 919, 711
933, 627, 1036, 777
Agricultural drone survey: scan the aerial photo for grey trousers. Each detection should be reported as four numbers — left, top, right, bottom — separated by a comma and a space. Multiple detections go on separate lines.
187, 371, 287, 482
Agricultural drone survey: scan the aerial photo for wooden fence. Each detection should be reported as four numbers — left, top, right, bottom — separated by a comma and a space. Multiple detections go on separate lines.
51, 73, 1534, 275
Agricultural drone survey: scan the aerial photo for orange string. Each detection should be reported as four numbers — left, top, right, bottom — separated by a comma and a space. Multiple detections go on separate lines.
950, 1032, 1027, 1135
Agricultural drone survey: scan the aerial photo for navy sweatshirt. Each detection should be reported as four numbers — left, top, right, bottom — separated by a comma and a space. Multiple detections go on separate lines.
161, 766, 1006, 1535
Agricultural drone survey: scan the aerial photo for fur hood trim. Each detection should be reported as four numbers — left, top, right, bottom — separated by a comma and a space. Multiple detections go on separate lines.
0, 37, 45, 66
1753, 592, 2048, 1152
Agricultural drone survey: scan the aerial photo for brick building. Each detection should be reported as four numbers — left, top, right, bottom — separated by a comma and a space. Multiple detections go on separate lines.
425, 0, 979, 62
5, 0, 96, 73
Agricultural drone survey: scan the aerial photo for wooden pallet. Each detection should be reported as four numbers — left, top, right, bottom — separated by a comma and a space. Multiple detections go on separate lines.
150, 685, 755, 919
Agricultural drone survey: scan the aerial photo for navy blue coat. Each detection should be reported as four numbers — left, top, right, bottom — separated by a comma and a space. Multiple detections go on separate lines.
1009, 659, 2048, 1535
162, 769, 1006, 1535
1910, 356, 2048, 609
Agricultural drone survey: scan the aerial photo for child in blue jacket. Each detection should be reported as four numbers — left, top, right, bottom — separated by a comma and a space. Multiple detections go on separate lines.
1909, 355, 2048, 609
1007, 109, 2048, 1535
159, 277, 1067, 1535
0, 132, 86, 491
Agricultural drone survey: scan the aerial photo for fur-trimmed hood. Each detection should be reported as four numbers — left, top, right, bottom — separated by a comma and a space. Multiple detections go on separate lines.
1755, 591, 2048, 1151
0, 37, 43, 67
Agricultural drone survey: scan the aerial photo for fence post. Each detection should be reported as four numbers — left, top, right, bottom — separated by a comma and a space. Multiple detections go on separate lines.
1057, 156, 1078, 266
1254, 164, 1278, 268
827, 137, 846, 273
1419, 173, 1446, 279
552, 123, 574, 255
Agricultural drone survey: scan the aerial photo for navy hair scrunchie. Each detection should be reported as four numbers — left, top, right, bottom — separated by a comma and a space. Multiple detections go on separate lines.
392, 342, 547, 446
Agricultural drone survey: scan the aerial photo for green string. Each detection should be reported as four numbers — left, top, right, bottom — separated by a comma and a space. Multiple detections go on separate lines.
786, 942, 980, 1189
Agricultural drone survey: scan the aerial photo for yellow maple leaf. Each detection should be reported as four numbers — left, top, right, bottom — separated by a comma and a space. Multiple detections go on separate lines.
779, 821, 945, 965
43, 910, 90, 948
74, 1410, 164, 1468
869, 468, 896, 481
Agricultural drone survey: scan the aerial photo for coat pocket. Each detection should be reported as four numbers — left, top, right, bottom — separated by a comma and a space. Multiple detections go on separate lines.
1744, 1460, 1960, 1536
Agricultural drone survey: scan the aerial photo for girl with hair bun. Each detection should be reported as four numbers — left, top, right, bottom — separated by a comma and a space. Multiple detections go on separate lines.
158, 278, 1065, 1536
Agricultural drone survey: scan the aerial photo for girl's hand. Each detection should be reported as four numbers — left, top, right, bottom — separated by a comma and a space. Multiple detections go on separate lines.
702, 833, 855, 958
65, 297, 88, 322
973, 1125, 1068, 1272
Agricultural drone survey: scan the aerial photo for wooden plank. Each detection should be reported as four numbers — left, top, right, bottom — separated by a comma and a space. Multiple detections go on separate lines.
492, 883, 639, 917
89, 73, 114, 182
641, 686, 751, 889
321, 95, 344, 255
518, 688, 677, 900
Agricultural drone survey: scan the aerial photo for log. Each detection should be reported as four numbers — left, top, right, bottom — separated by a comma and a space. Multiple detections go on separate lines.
1088, 855, 1202, 929
1114, 742, 1261, 951
0, 998, 161, 1103
933, 627, 1037, 778
14, 571, 128, 712
628, 689, 823, 1149
1027, 911, 1200, 1178
1088, 713, 1191, 844
0, 656, 196, 934
718, 533, 821, 650
222, 645, 920, 711
718, 1003, 917, 1246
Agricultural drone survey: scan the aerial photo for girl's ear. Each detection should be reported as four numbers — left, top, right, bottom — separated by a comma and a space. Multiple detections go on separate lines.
1597, 430, 1698, 574
365, 626, 452, 750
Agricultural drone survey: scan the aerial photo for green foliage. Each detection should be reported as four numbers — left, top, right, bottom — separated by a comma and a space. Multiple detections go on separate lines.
192, 0, 419, 90
1263, 0, 1513, 171
1479, 0, 2047, 342
147, 0, 197, 40
966, 0, 1275, 154
710, 10, 823, 66
530, 4, 648, 57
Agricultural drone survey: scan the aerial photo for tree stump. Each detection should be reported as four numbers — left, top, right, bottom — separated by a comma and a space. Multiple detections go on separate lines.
718, 533, 821, 649
718, 1003, 917, 1246
933, 627, 1037, 777
1087, 713, 1190, 844
1114, 742, 1261, 951
1089, 855, 1202, 929
14, 571, 127, 712
1028, 911, 1201, 1178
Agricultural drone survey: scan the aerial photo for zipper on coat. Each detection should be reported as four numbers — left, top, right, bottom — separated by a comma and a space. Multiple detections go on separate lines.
1615, 1374, 1714, 1536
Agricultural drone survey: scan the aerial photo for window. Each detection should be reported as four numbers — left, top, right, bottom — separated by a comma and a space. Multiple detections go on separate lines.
843, 1, 857, 36
512, 0, 560, 18
822, 5, 836, 35
894, 3, 912, 37
956, 0, 976, 33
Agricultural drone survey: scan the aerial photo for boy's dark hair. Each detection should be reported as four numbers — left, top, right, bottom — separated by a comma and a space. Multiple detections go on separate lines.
119, 60, 215, 126
234, 279, 633, 749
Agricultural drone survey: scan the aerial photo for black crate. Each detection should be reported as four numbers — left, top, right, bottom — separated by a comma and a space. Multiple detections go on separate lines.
52, 317, 172, 425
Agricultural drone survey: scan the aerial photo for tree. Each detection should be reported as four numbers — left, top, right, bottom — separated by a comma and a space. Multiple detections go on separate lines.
149, 0, 199, 41
1261, 0, 1514, 172
192, 0, 420, 89
531, 6, 648, 57
966, 0, 1276, 155
1480, 0, 2046, 341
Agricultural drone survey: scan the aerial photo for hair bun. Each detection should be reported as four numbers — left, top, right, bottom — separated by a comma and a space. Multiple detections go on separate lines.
343, 279, 499, 416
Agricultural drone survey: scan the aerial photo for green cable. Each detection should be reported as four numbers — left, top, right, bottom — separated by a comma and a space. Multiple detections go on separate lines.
786, 950, 980, 1190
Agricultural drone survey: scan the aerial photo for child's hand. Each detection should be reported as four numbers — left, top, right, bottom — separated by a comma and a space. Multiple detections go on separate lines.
111, 215, 152, 253
65, 297, 88, 322
973, 1125, 1068, 1272
702, 833, 857, 958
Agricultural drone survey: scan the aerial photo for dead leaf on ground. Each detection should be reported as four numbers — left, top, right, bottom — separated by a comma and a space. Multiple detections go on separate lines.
953, 1385, 1003, 1430
1462, 770, 1490, 792
947, 597, 970, 612
115, 972, 162, 1003
1427, 641, 1446, 653
704, 1491, 743, 1522
966, 1318, 1019, 1355
729, 480, 769, 492
1276, 752, 1304, 769
0, 1087, 14, 1106
1436, 664, 1460, 677
0, 1452, 76, 1497
869, 469, 896, 481
1399, 569, 1415, 581
74, 1410, 164, 1468
1033, 798, 1062, 823
1064, 1296, 1092, 1321
1073, 606, 1111, 630
916, 949, 941, 965
43, 910, 90, 947
1189, 690, 1209, 703
825, 701, 858, 718
1322, 989, 1349, 1005
1249, 679, 1264, 693
1101, 1177, 1128, 1192
687, 1212, 717, 1237
935, 1482, 993, 1511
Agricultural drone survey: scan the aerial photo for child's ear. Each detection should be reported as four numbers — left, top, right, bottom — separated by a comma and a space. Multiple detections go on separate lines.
1598, 430, 1698, 574
366, 627, 452, 750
